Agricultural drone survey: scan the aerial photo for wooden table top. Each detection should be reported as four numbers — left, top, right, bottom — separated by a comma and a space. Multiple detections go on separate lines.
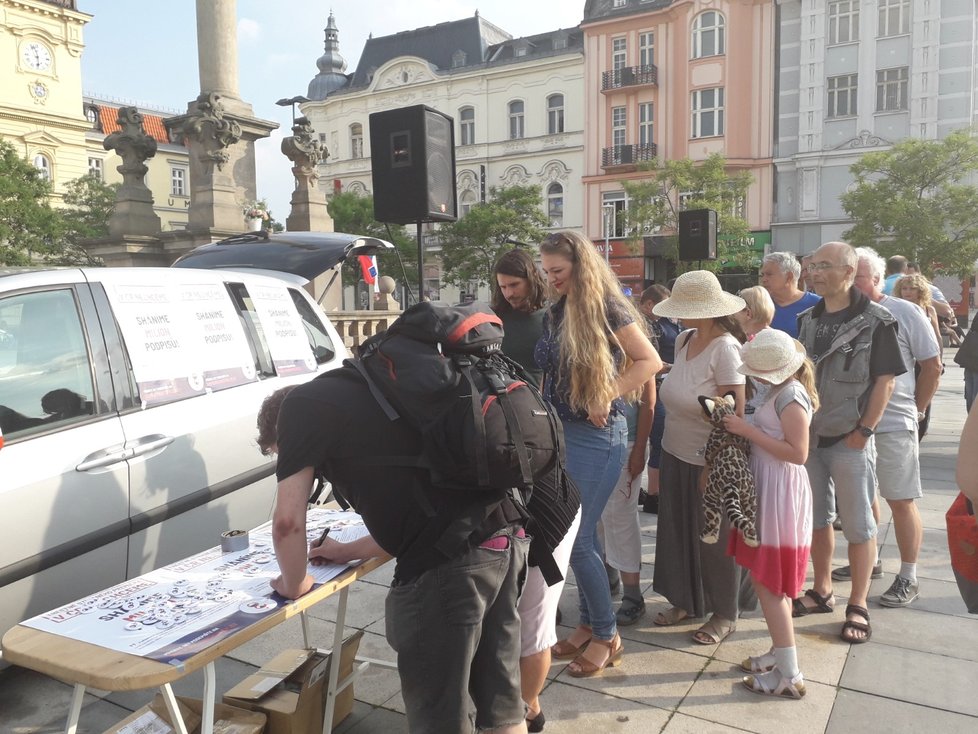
0, 554, 391, 691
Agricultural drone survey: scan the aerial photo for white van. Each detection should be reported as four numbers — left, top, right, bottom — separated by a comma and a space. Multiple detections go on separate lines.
0, 232, 392, 641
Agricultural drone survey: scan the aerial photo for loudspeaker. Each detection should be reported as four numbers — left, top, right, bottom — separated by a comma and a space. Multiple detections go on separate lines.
678, 208, 717, 260
369, 105, 457, 224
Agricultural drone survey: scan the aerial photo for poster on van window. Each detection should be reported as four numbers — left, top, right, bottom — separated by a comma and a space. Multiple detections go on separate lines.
20, 509, 375, 664
108, 283, 256, 405
248, 284, 318, 376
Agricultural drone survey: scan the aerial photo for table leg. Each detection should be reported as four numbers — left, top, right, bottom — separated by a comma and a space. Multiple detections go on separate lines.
322, 585, 349, 734
201, 661, 217, 734
159, 684, 189, 734
63, 683, 85, 734
300, 610, 312, 648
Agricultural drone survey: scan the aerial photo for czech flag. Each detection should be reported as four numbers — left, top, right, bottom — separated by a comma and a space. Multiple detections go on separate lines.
359, 255, 379, 291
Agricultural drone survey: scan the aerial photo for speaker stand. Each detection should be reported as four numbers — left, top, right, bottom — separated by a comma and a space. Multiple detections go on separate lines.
416, 221, 424, 302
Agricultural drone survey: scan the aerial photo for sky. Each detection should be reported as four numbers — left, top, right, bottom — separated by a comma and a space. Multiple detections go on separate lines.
79, 0, 585, 224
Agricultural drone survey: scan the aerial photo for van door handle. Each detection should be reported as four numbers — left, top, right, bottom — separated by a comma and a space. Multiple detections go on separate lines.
76, 447, 132, 471
127, 434, 175, 458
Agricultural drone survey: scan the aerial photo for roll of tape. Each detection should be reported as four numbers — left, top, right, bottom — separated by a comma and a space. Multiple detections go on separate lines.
221, 529, 249, 553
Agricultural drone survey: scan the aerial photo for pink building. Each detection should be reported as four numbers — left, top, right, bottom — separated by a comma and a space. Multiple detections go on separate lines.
582, 0, 775, 289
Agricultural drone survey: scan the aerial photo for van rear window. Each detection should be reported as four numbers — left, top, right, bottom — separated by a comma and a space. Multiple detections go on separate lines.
288, 289, 336, 365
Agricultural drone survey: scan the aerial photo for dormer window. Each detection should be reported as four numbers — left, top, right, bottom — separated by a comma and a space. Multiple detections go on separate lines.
84, 106, 98, 127
452, 49, 467, 68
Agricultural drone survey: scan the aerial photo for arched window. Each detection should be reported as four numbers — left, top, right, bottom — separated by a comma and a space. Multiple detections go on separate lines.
508, 100, 524, 140
350, 123, 363, 159
459, 106, 475, 146
547, 95, 564, 135
547, 183, 563, 227
459, 190, 477, 217
33, 153, 51, 181
692, 11, 725, 58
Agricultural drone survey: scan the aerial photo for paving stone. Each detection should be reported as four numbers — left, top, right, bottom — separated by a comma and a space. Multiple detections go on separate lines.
534, 678, 672, 733
866, 605, 978, 661
303, 577, 390, 627
662, 711, 755, 733
827, 689, 978, 734
0, 667, 133, 733
344, 703, 407, 733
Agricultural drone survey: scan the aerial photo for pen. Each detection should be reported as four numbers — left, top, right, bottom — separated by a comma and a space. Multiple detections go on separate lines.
313, 526, 331, 548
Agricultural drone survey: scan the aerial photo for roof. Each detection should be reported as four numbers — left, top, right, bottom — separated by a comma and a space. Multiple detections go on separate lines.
94, 105, 172, 144
349, 13, 511, 89
484, 27, 584, 64
583, 0, 674, 23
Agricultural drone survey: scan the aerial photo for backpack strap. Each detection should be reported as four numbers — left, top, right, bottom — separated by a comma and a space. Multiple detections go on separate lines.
348, 358, 400, 421
456, 357, 491, 488
483, 367, 535, 489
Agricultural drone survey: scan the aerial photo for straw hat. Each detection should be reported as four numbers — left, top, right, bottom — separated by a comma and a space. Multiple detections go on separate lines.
651, 270, 746, 319
738, 328, 806, 385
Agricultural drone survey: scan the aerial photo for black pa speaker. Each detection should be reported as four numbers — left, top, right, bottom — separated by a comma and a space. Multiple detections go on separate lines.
369, 105, 457, 224
678, 209, 717, 260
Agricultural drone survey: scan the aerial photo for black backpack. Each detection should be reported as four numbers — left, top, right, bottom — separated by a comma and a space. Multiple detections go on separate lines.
350, 301, 564, 492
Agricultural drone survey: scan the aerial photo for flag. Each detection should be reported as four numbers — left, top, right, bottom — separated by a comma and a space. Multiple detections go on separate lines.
359, 255, 379, 292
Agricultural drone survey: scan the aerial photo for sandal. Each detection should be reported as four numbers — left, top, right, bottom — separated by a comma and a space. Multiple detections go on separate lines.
526, 710, 546, 733
740, 649, 775, 673
791, 588, 835, 618
653, 606, 690, 626
742, 669, 806, 699
840, 604, 872, 644
566, 634, 624, 678
552, 625, 591, 659
616, 597, 646, 627
692, 614, 736, 645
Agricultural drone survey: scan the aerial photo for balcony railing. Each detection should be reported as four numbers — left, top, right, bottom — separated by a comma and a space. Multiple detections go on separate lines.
601, 65, 658, 91
601, 144, 658, 169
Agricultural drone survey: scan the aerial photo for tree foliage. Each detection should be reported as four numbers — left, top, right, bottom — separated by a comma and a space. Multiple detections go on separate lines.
0, 138, 63, 265
435, 185, 550, 288
841, 129, 978, 277
621, 153, 754, 274
327, 190, 417, 290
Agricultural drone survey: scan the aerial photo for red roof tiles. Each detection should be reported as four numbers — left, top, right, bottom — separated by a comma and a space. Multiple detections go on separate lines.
96, 105, 177, 146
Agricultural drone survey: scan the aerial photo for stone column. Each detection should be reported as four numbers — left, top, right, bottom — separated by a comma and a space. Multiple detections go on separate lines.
196, 0, 240, 103
281, 116, 333, 232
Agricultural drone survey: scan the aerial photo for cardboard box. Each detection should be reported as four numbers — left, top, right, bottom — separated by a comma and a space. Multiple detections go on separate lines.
103, 693, 201, 734
177, 697, 266, 734
224, 631, 362, 734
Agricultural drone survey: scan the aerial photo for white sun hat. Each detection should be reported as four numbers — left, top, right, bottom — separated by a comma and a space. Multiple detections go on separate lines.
738, 328, 807, 385
651, 270, 746, 319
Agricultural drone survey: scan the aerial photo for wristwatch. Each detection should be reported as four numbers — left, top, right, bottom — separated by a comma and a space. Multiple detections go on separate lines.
855, 424, 874, 438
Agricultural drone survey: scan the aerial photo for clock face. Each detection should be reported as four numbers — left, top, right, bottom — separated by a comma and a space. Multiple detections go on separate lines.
22, 41, 52, 71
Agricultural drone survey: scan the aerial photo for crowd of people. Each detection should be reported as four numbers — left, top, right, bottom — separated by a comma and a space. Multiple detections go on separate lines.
259, 235, 963, 732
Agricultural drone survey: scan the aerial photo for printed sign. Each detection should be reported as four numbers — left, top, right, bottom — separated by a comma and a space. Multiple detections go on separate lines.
248, 285, 317, 376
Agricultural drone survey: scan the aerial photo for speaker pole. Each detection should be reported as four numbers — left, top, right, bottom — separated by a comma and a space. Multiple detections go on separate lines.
416, 221, 424, 301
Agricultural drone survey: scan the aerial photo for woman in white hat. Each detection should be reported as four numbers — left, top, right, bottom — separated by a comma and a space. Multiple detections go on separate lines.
722, 329, 818, 699
650, 270, 755, 643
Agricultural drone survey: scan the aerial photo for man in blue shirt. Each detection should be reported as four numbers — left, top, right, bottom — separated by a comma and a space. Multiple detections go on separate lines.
760, 251, 821, 338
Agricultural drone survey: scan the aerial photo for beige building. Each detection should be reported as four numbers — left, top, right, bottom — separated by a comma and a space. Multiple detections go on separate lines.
301, 13, 585, 304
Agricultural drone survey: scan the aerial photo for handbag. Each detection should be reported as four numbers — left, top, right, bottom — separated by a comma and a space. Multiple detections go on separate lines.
945, 492, 978, 613
953, 314, 978, 372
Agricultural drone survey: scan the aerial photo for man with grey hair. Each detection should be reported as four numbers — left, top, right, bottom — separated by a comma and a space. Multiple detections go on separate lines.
760, 251, 821, 338
793, 242, 905, 643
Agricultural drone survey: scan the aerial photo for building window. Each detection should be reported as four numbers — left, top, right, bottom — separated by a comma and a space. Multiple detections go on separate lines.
878, 0, 910, 37
876, 67, 909, 112
452, 49, 467, 68
639, 102, 654, 147
88, 157, 102, 180
827, 73, 858, 117
692, 11, 725, 58
691, 87, 724, 138
639, 31, 654, 67
350, 123, 363, 159
612, 37, 627, 71
613, 0, 626, 7
459, 106, 475, 145
459, 190, 477, 217
547, 183, 563, 227
508, 100, 525, 140
319, 133, 327, 143
171, 167, 186, 196
32, 153, 50, 181
85, 106, 98, 126
611, 106, 627, 147
547, 95, 564, 135
828, 1, 859, 45
602, 191, 627, 237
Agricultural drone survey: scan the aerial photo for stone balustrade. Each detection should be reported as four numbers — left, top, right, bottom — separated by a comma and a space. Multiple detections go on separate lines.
329, 310, 400, 354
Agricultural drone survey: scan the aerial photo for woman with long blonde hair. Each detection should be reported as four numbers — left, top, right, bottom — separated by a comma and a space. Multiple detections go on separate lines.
535, 231, 661, 679
894, 274, 943, 354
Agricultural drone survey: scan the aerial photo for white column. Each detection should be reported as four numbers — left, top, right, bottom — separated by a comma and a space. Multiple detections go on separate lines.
196, 0, 239, 99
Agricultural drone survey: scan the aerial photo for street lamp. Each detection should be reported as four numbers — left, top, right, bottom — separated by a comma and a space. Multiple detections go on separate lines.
275, 95, 310, 124
602, 203, 617, 264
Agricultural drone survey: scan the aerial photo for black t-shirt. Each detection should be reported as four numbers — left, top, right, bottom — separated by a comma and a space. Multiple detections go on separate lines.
274, 371, 511, 580
811, 305, 905, 378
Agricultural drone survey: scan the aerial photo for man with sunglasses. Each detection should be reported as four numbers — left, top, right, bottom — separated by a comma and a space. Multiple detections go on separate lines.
793, 242, 905, 645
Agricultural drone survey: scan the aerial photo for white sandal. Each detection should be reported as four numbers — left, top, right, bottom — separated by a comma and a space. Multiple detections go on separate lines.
740, 650, 775, 673
742, 669, 806, 699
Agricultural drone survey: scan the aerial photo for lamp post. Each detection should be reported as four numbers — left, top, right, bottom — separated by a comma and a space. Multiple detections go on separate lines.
275, 95, 310, 124
602, 203, 616, 264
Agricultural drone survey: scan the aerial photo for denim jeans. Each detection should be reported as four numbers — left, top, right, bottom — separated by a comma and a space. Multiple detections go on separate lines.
562, 414, 627, 640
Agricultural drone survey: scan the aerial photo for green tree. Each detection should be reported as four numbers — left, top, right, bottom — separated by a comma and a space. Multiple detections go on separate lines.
435, 185, 550, 288
841, 129, 978, 277
621, 153, 754, 274
327, 190, 417, 290
49, 173, 118, 265
0, 138, 63, 265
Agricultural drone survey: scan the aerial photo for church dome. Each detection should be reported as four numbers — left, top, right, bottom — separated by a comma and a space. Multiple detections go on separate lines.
307, 13, 349, 100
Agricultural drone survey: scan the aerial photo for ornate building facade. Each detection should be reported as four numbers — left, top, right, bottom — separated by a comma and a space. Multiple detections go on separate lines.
301, 12, 585, 303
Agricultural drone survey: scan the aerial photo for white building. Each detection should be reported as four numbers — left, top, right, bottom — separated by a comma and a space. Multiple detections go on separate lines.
301, 12, 585, 304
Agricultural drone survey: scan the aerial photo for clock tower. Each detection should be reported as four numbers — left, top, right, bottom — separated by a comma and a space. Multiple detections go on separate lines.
0, 0, 92, 200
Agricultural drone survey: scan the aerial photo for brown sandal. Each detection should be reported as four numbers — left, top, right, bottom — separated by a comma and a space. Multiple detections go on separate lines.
566, 634, 624, 678
551, 625, 591, 660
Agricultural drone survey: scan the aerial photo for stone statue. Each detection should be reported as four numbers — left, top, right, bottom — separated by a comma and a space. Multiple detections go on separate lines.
102, 106, 161, 237
173, 92, 242, 172
280, 115, 333, 232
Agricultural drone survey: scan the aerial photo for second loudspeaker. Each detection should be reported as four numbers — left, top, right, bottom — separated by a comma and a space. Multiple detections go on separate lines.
677, 208, 717, 260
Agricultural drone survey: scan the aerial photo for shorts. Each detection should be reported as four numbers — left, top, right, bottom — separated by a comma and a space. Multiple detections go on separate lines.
874, 430, 922, 501
517, 508, 581, 657
806, 439, 878, 543
385, 530, 529, 734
